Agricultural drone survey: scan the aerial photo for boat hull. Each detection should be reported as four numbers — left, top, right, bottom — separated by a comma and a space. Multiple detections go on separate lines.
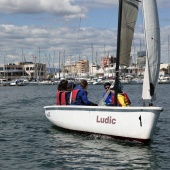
44, 105, 162, 143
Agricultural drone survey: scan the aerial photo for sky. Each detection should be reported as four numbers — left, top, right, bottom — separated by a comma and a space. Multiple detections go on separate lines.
0, 0, 170, 67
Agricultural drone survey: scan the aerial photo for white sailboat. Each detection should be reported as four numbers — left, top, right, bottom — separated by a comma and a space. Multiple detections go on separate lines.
44, 0, 163, 143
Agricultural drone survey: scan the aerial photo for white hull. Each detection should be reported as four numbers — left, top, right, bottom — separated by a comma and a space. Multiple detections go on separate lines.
129, 79, 143, 84
28, 81, 58, 85
158, 77, 170, 84
9, 81, 25, 86
93, 80, 103, 85
9, 82, 17, 86
44, 105, 162, 143
27, 81, 39, 85
38, 80, 56, 85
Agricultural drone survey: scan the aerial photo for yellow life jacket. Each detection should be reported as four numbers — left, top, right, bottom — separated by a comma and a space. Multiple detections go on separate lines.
118, 94, 128, 107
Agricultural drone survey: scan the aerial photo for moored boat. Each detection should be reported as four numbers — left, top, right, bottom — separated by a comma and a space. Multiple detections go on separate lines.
158, 76, 170, 84
0, 79, 10, 86
9, 79, 26, 86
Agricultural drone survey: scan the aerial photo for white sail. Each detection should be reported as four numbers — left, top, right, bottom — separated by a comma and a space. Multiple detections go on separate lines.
142, 0, 160, 100
142, 55, 151, 99
120, 0, 139, 66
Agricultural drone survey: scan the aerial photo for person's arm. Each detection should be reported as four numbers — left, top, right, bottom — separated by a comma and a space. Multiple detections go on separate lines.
81, 91, 97, 105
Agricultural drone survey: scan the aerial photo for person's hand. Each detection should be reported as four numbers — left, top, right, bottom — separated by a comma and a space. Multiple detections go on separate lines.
110, 90, 115, 94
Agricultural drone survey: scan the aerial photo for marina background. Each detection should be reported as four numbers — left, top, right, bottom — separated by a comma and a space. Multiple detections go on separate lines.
0, 1, 169, 66
0, 84, 170, 169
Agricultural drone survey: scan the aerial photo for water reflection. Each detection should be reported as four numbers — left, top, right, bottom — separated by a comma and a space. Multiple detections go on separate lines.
49, 127, 157, 169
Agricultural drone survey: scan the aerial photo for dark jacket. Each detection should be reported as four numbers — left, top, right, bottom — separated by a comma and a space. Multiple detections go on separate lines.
71, 85, 95, 105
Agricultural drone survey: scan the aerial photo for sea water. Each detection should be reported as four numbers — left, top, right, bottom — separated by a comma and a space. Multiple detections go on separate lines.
0, 84, 170, 170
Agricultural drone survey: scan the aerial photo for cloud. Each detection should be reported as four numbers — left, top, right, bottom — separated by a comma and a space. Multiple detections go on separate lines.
0, 22, 169, 65
0, 24, 116, 65
0, 0, 169, 65
0, 0, 87, 19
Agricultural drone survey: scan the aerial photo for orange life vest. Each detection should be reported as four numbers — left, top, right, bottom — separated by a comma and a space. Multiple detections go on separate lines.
56, 91, 67, 105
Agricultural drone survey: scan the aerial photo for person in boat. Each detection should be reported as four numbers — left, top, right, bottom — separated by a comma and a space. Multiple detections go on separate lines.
66, 82, 76, 105
56, 79, 71, 105
67, 82, 76, 91
102, 82, 115, 106
111, 81, 131, 107
70, 79, 98, 106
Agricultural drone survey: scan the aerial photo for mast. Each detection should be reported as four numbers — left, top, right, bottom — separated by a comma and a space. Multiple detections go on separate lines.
114, 0, 123, 106
91, 43, 94, 75
22, 49, 24, 77
38, 47, 41, 80
59, 52, 61, 80
3, 56, 6, 79
63, 49, 65, 78
168, 35, 170, 75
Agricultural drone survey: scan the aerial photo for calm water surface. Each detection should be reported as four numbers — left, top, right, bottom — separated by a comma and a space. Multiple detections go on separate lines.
0, 84, 170, 170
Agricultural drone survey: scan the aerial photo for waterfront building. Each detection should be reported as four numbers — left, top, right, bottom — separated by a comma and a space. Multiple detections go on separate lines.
62, 62, 77, 78
61, 60, 90, 78
76, 60, 89, 76
1, 49, 169, 82
101, 55, 116, 69
0, 62, 46, 80
136, 51, 146, 70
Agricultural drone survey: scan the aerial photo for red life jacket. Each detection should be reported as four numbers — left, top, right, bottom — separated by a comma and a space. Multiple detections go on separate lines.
111, 95, 121, 106
123, 92, 131, 105
56, 91, 67, 105
71, 89, 80, 104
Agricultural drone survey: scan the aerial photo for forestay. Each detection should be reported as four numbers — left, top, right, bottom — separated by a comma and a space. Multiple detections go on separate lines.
142, 0, 160, 101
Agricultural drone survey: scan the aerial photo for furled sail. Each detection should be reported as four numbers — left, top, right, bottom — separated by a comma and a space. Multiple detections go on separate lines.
119, 0, 139, 66
142, 0, 160, 101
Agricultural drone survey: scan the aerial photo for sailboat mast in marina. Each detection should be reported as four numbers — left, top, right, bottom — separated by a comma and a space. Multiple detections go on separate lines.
114, 0, 139, 105
44, 0, 163, 143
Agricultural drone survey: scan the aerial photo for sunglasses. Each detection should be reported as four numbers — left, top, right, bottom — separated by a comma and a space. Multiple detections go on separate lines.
104, 86, 110, 89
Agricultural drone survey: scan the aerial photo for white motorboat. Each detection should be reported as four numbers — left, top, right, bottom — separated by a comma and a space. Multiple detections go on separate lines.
92, 78, 103, 85
129, 78, 143, 84
86, 79, 95, 85
38, 80, 56, 85
44, 0, 163, 143
158, 76, 170, 84
9, 79, 25, 86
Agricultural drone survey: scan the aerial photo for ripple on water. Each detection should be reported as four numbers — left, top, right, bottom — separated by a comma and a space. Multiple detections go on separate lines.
0, 85, 170, 169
